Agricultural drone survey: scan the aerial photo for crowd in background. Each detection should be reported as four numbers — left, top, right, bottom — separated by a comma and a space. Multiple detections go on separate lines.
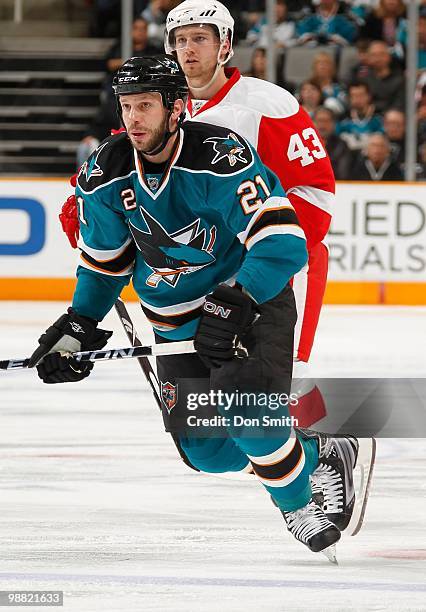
81, 0, 426, 181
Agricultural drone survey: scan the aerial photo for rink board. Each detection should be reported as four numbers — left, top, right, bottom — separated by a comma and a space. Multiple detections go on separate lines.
0, 178, 425, 304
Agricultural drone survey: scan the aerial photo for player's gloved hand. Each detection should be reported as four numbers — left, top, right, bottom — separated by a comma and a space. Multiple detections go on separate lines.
28, 308, 112, 384
194, 284, 257, 368
59, 194, 80, 249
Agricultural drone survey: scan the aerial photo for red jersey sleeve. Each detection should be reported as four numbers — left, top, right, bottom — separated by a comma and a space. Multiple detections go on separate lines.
257, 106, 334, 250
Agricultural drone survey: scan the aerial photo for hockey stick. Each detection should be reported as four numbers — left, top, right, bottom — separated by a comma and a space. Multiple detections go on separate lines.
114, 298, 161, 408
0, 340, 195, 371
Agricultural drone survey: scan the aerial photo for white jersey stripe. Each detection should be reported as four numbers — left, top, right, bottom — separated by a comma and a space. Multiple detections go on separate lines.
248, 432, 296, 465
139, 295, 206, 316
292, 260, 309, 360
79, 258, 133, 277
78, 236, 133, 262
287, 185, 334, 215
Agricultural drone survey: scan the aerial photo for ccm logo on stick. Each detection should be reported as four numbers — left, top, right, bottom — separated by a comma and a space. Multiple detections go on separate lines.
203, 301, 231, 318
0, 198, 46, 255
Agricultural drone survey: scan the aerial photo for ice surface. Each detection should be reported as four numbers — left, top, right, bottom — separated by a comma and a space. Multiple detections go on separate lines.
0, 303, 425, 612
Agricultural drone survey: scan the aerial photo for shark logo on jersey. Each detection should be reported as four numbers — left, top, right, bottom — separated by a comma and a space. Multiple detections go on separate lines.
204, 132, 248, 167
79, 142, 108, 181
129, 207, 216, 288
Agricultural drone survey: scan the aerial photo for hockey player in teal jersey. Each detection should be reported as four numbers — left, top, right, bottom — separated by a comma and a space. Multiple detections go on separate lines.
29, 56, 344, 560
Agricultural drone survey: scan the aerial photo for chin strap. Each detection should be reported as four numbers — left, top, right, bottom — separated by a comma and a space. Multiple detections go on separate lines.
144, 104, 186, 156
189, 63, 223, 97
188, 41, 230, 97
144, 110, 178, 156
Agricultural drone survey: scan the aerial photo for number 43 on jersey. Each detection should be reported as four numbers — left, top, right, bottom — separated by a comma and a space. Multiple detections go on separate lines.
287, 128, 327, 167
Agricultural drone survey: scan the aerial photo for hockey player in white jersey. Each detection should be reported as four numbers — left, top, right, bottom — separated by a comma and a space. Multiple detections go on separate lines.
164, 0, 334, 370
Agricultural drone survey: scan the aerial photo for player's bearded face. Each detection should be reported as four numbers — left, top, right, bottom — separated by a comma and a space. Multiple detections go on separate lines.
120, 93, 169, 153
129, 116, 168, 153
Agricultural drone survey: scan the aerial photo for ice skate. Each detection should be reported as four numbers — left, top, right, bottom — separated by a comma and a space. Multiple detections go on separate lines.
281, 500, 341, 563
300, 429, 376, 535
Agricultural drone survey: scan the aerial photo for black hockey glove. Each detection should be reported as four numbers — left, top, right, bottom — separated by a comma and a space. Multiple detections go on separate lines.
194, 284, 256, 368
28, 308, 112, 384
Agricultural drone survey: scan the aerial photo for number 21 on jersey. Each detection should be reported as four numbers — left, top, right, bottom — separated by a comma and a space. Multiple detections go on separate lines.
237, 174, 271, 215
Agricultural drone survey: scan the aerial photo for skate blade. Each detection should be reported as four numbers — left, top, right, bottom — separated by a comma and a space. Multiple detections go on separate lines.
346, 437, 376, 537
321, 543, 338, 564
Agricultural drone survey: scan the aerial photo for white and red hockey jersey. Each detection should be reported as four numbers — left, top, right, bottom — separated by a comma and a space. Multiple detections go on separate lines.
187, 68, 334, 251
187, 68, 335, 362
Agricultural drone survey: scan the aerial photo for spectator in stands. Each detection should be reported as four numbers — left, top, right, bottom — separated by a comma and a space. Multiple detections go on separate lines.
417, 84, 426, 146
359, 40, 405, 113
80, 16, 161, 166
244, 47, 268, 79
247, 0, 297, 49
141, 0, 179, 46
76, 99, 121, 168
337, 81, 383, 150
298, 80, 324, 116
398, 10, 426, 71
245, 0, 312, 16
418, 12, 426, 70
417, 142, 426, 180
244, 1, 265, 41
344, 39, 370, 85
243, 47, 294, 90
352, 133, 403, 180
267, 0, 297, 50
310, 51, 347, 116
296, 0, 358, 47
360, 0, 406, 46
313, 106, 352, 179
350, 0, 376, 21
217, 0, 248, 42
383, 109, 406, 170
104, 17, 162, 92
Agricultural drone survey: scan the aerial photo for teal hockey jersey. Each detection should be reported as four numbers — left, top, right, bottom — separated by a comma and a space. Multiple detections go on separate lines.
73, 121, 308, 340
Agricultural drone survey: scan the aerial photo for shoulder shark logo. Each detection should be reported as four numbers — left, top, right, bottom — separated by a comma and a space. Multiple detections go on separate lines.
204, 132, 248, 167
129, 207, 217, 288
79, 142, 108, 181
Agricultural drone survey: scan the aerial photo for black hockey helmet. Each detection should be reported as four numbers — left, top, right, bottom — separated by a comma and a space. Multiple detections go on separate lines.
112, 54, 188, 115
112, 55, 189, 155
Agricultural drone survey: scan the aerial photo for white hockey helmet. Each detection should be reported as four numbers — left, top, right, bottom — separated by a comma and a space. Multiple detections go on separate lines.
164, 0, 234, 64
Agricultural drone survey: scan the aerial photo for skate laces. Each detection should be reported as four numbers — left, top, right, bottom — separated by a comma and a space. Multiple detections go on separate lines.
311, 464, 343, 513
318, 436, 336, 459
284, 501, 331, 543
